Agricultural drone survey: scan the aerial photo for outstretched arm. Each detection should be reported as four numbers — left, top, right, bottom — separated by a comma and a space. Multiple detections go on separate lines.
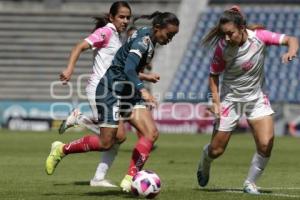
60, 40, 91, 84
281, 35, 299, 63
138, 72, 160, 83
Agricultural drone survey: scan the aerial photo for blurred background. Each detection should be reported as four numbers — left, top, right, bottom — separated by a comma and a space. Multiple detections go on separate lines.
0, 0, 299, 136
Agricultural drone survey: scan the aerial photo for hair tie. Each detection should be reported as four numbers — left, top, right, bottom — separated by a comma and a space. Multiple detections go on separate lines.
229, 5, 241, 13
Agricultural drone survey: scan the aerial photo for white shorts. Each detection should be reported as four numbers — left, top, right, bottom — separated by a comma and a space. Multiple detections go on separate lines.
216, 94, 274, 132
86, 80, 99, 121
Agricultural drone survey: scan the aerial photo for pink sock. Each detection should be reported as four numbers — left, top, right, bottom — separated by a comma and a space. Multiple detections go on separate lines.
127, 137, 153, 176
63, 135, 102, 155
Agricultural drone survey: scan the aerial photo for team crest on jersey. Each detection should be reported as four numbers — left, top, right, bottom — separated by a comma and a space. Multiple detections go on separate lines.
137, 37, 150, 51
142, 37, 150, 46
100, 32, 106, 40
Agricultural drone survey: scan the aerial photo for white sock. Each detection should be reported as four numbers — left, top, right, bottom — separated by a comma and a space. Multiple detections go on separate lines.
245, 152, 269, 184
77, 114, 100, 134
93, 143, 120, 180
200, 144, 214, 174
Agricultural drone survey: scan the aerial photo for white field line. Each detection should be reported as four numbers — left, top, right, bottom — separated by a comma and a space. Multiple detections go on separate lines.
260, 187, 300, 190
225, 190, 300, 198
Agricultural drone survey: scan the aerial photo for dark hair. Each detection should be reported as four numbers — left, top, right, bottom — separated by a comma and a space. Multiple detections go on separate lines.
133, 11, 179, 28
202, 5, 264, 47
92, 1, 131, 32
127, 26, 137, 33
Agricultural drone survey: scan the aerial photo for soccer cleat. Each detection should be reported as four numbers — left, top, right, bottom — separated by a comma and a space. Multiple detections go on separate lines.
197, 170, 209, 187
197, 149, 211, 187
58, 108, 81, 134
243, 181, 260, 195
120, 175, 133, 192
90, 178, 118, 187
45, 141, 65, 175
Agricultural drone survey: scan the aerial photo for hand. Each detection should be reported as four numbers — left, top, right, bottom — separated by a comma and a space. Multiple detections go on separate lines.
208, 103, 220, 118
281, 52, 297, 63
147, 72, 160, 83
140, 88, 158, 108
59, 68, 73, 85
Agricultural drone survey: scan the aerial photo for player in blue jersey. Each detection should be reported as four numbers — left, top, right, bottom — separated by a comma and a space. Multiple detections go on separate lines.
45, 11, 179, 192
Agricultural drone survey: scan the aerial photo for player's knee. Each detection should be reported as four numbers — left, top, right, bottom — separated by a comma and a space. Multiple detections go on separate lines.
116, 133, 127, 144
145, 128, 159, 143
258, 138, 274, 157
100, 138, 114, 150
209, 146, 225, 158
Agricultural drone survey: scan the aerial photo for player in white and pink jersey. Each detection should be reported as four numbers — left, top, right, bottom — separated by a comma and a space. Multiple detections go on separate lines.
58, 1, 132, 188
197, 5, 299, 194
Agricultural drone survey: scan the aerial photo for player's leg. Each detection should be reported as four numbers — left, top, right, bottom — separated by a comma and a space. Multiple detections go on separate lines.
243, 95, 274, 194
243, 116, 274, 194
197, 127, 232, 187
135, 129, 158, 151
58, 84, 100, 134
197, 100, 239, 187
46, 83, 119, 175
90, 120, 127, 187
45, 127, 117, 175
120, 107, 158, 192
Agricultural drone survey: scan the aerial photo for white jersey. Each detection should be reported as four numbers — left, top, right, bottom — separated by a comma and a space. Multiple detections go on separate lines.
84, 23, 122, 119
85, 23, 122, 90
210, 29, 285, 102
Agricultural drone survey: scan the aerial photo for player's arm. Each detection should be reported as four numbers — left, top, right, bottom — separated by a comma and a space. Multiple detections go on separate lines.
124, 53, 157, 106
60, 27, 111, 83
208, 40, 225, 118
281, 35, 299, 63
209, 74, 221, 118
60, 40, 91, 84
256, 29, 299, 63
138, 72, 160, 83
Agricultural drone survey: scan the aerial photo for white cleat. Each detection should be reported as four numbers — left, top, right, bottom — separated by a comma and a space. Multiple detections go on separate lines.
58, 108, 81, 134
243, 181, 260, 195
90, 178, 118, 187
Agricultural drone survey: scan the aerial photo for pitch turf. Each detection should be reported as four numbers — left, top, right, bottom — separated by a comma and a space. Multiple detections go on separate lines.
0, 129, 300, 200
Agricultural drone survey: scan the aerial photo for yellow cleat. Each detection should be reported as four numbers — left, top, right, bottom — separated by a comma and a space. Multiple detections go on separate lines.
45, 141, 65, 175
120, 174, 133, 192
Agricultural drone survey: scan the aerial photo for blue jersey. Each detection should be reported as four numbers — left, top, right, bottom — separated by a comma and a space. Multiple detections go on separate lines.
108, 27, 155, 92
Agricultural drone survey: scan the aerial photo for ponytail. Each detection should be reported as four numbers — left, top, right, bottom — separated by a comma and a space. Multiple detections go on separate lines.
133, 11, 162, 23
92, 14, 109, 32
134, 11, 179, 28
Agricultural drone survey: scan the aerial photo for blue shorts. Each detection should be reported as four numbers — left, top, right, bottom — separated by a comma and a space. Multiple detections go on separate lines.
95, 79, 146, 128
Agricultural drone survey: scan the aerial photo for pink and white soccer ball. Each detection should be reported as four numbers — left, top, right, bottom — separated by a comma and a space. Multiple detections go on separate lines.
131, 170, 161, 199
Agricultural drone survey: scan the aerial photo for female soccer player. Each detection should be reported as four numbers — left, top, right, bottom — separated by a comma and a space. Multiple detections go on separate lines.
57, 1, 159, 187
196, 6, 298, 194
58, 1, 132, 187
46, 11, 179, 192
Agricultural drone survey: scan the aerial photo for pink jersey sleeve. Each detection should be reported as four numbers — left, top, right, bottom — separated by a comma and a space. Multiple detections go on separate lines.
255, 29, 285, 46
85, 27, 112, 48
210, 40, 226, 74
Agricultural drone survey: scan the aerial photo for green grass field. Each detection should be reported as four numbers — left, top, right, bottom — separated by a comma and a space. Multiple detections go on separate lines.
0, 129, 300, 200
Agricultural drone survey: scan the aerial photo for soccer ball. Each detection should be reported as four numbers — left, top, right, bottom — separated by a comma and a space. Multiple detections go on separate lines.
131, 170, 161, 199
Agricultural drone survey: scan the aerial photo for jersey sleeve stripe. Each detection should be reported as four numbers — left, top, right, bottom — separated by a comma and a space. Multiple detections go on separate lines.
129, 49, 142, 58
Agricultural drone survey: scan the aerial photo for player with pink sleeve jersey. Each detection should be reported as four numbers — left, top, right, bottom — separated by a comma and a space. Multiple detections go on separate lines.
56, 1, 132, 188
197, 6, 298, 194
84, 23, 121, 122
